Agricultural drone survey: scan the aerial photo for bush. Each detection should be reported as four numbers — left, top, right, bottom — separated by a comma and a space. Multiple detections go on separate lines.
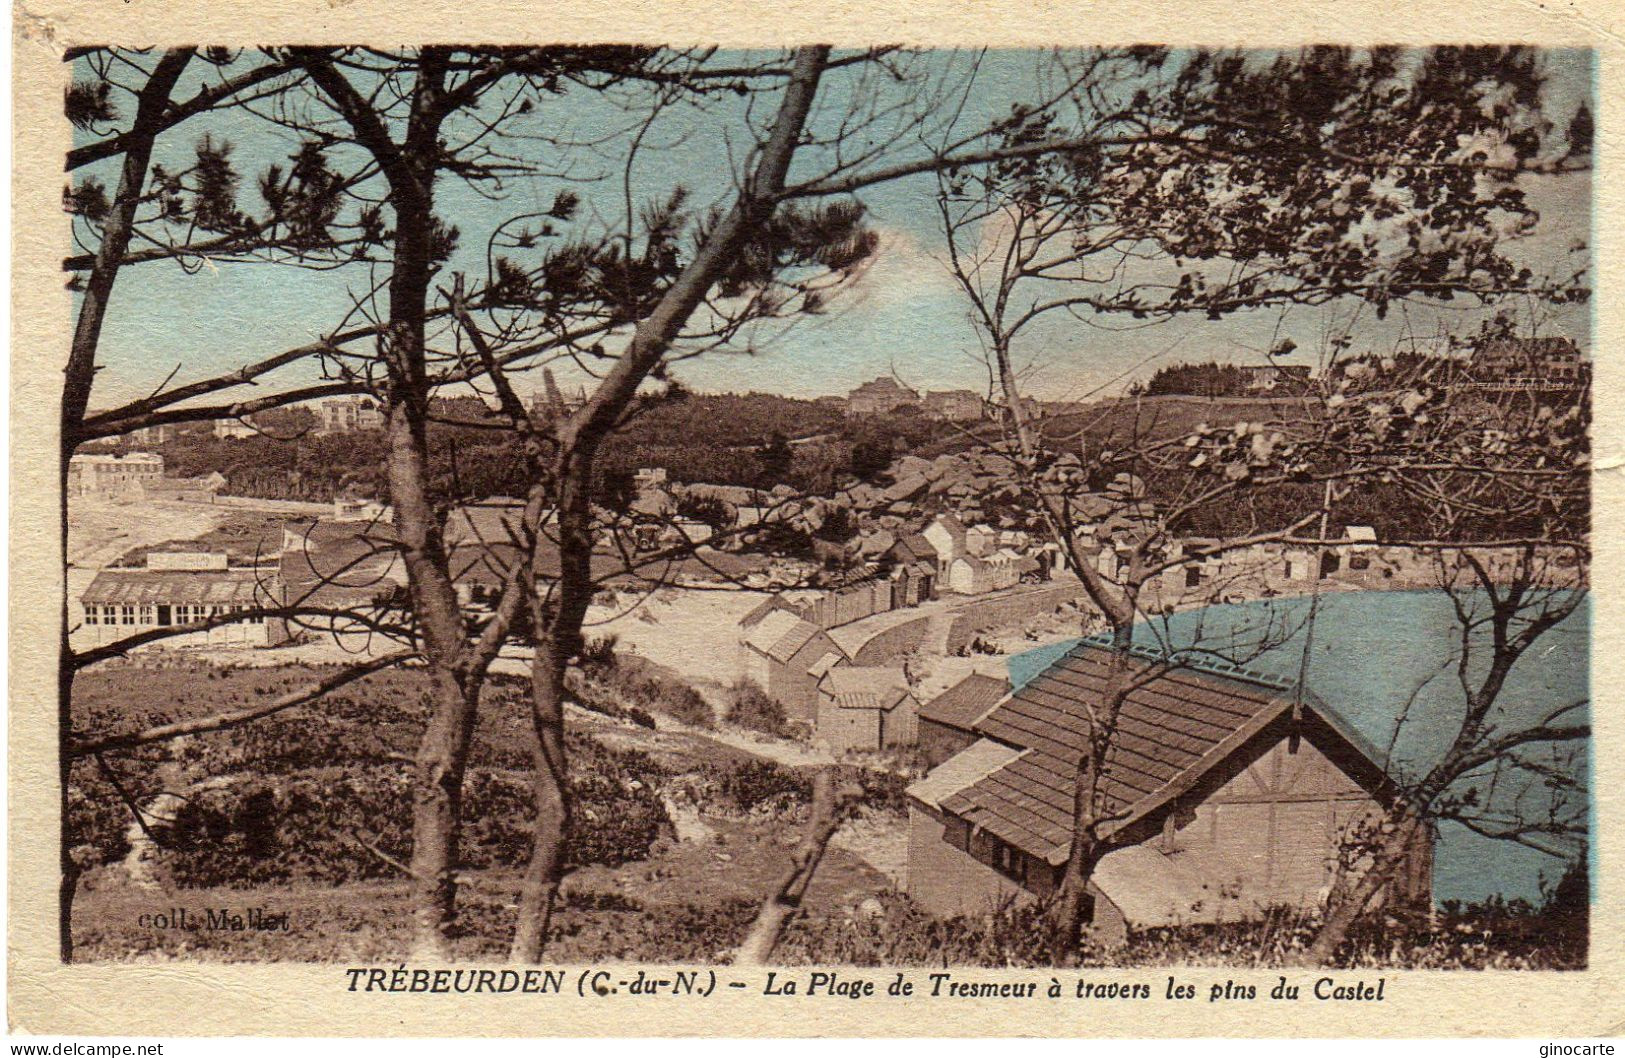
699, 757, 812, 813
580, 634, 619, 669
648, 679, 713, 729
726, 680, 790, 737
580, 656, 714, 729
154, 731, 675, 888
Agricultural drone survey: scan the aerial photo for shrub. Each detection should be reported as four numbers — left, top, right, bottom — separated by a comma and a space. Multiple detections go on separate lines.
647, 679, 713, 729
580, 657, 714, 729
580, 634, 619, 669
726, 680, 789, 737
701, 757, 811, 813
154, 732, 675, 888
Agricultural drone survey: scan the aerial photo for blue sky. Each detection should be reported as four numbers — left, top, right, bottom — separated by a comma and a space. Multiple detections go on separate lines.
74, 47, 1594, 410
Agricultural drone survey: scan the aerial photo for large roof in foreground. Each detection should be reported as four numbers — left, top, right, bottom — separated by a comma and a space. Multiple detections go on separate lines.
987, 591, 1590, 903
938, 640, 1308, 866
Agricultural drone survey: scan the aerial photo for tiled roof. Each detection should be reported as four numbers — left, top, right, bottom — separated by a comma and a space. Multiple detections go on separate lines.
939, 641, 1292, 865
907, 738, 1023, 810
743, 609, 823, 663
920, 673, 1009, 732
818, 665, 910, 710
82, 568, 281, 607
806, 651, 845, 678
894, 533, 939, 564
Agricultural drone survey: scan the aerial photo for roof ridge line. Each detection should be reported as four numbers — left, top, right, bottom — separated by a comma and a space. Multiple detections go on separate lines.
1074, 633, 1296, 691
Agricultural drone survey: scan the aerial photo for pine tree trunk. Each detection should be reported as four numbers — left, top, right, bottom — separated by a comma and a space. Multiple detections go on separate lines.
1294, 815, 1421, 967
376, 133, 481, 960
510, 634, 571, 962
59, 638, 80, 962
406, 668, 482, 958
1047, 818, 1106, 964
503, 46, 831, 960
59, 50, 193, 962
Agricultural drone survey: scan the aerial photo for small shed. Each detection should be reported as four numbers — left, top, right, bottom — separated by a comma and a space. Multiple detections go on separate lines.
815, 665, 919, 754
740, 609, 848, 721
917, 673, 1009, 766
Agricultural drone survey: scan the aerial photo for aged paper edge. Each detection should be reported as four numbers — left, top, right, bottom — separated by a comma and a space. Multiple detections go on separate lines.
9, 0, 1625, 1038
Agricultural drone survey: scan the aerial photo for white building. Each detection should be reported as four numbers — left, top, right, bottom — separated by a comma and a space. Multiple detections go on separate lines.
67, 452, 164, 497
319, 397, 386, 433
78, 550, 288, 648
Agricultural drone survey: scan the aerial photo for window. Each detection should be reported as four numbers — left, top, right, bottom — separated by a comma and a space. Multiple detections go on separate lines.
139, 605, 155, 624
1185, 566, 1203, 589
989, 836, 1027, 885
86, 607, 98, 625
120, 605, 136, 625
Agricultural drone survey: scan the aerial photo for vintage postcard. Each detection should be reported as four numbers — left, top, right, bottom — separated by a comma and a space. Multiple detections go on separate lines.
9, 0, 1625, 1040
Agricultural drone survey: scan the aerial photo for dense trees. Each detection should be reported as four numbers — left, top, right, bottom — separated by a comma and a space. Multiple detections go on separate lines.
59, 44, 1590, 968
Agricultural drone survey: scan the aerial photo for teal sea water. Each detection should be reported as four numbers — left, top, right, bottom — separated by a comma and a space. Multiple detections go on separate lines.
1005, 590, 1591, 908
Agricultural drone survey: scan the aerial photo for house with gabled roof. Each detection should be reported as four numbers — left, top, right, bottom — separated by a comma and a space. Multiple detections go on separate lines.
918, 672, 1009, 766
887, 533, 941, 605
815, 665, 919, 753
905, 637, 1431, 944
921, 513, 967, 580
739, 608, 848, 721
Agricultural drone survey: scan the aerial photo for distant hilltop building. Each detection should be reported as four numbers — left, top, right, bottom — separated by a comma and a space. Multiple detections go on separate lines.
214, 417, 260, 440
67, 451, 163, 497
846, 376, 919, 416
128, 424, 172, 446
922, 389, 984, 421
1471, 336, 1584, 385
1236, 364, 1312, 393
319, 397, 386, 433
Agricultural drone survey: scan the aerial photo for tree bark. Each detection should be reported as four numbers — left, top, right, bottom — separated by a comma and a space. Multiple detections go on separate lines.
384, 188, 487, 958
303, 49, 484, 959
509, 631, 571, 962
1292, 814, 1422, 967
505, 45, 833, 961
59, 48, 193, 962
734, 769, 846, 966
